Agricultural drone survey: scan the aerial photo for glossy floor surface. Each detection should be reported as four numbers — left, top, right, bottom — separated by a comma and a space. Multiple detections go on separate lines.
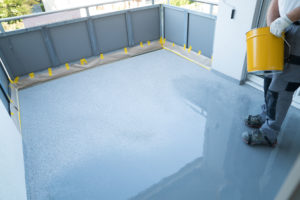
20, 50, 300, 200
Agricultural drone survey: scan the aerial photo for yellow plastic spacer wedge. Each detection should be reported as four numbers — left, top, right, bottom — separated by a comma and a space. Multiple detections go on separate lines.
172, 43, 175, 47
124, 48, 128, 54
163, 38, 166, 44
211, 56, 213, 60
29, 72, 34, 79
140, 42, 143, 47
160, 37, 163, 44
188, 46, 192, 53
100, 53, 104, 60
198, 50, 202, 55
48, 68, 53, 76
14, 76, 19, 83
11, 112, 14, 116
65, 63, 70, 70
80, 58, 87, 66
183, 44, 186, 50
147, 41, 151, 46
9, 78, 14, 84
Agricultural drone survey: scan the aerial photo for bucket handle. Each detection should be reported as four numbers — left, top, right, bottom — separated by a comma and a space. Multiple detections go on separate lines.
282, 36, 291, 60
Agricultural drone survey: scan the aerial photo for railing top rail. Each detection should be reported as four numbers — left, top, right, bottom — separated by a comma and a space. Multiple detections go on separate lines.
190, 0, 219, 6
0, 0, 218, 23
163, 4, 217, 20
0, 0, 127, 23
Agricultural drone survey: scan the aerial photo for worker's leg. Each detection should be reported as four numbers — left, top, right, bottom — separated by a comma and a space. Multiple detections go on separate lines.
243, 75, 299, 146
245, 76, 272, 128
259, 77, 300, 141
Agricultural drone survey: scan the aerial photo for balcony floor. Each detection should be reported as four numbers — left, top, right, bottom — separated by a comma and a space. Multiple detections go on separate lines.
19, 50, 300, 200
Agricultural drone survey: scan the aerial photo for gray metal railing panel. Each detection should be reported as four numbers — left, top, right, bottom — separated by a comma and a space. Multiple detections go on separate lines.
164, 7, 186, 46
48, 22, 93, 65
0, 39, 18, 76
0, 88, 9, 112
163, 5, 216, 57
0, 31, 52, 76
131, 7, 160, 44
0, 61, 9, 112
188, 13, 215, 57
0, 4, 215, 78
0, 62, 9, 95
0, 5, 161, 77
93, 14, 128, 53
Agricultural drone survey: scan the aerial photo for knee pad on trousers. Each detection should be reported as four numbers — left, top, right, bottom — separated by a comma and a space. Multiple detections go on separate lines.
285, 82, 300, 92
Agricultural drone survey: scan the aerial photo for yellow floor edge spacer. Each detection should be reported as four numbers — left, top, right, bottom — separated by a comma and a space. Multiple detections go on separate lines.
140, 42, 143, 47
100, 53, 104, 60
198, 50, 202, 55
188, 46, 192, 53
80, 58, 87, 65
163, 47, 211, 71
147, 41, 151, 45
183, 44, 186, 50
48, 68, 53, 76
29, 72, 34, 79
124, 47, 128, 54
65, 63, 70, 70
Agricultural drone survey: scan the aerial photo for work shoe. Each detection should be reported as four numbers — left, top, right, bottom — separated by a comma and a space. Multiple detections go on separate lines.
245, 115, 264, 128
242, 129, 277, 147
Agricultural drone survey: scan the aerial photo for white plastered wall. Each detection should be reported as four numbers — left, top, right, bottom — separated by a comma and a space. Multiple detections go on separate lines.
212, 0, 259, 81
0, 101, 27, 200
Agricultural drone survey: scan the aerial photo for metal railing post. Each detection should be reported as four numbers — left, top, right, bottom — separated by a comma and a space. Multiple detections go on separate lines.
125, 12, 135, 47
41, 28, 60, 67
209, 4, 213, 15
86, 7, 90, 17
160, 4, 164, 38
86, 19, 98, 55
183, 11, 189, 47
0, 23, 5, 33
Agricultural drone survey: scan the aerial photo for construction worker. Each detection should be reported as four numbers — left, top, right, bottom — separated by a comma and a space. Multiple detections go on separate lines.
242, 0, 300, 147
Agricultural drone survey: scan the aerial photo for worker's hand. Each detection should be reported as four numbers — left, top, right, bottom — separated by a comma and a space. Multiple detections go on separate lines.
270, 15, 293, 37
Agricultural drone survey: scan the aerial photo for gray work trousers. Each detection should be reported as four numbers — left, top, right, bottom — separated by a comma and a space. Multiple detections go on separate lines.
259, 23, 300, 141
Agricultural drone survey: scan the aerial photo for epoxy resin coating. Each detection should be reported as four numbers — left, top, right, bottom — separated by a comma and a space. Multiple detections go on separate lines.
20, 50, 300, 200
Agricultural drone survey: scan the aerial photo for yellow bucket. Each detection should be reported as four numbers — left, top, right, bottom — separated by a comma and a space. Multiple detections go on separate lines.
246, 27, 284, 74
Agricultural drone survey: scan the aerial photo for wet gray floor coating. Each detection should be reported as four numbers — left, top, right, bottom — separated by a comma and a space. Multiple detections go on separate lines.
19, 50, 300, 200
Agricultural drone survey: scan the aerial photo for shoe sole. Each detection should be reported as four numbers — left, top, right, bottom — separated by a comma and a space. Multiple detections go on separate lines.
243, 139, 277, 148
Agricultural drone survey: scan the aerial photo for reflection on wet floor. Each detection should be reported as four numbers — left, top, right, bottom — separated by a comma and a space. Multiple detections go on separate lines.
19, 50, 300, 200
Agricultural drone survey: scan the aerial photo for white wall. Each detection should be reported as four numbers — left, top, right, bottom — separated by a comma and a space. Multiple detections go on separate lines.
212, 0, 259, 81
0, 102, 27, 200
